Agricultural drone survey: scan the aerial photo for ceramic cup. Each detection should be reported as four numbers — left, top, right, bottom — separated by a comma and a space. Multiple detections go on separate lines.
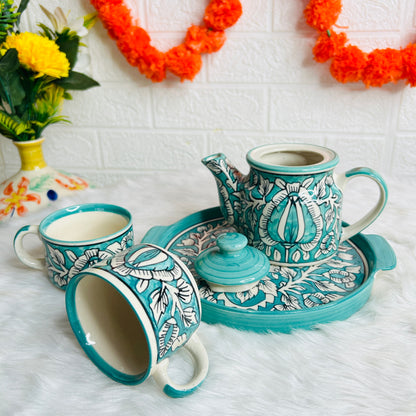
203, 143, 388, 266
65, 243, 209, 398
14, 203, 134, 289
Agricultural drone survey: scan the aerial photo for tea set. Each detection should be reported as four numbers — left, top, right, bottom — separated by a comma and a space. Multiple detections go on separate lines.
12, 143, 396, 397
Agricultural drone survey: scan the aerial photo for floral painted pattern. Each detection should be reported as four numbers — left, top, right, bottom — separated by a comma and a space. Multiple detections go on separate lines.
165, 218, 367, 313
0, 176, 41, 220
55, 172, 88, 191
203, 154, 345, 265
46, 230, 134, 288
240, 172, 343, 264
103, 245, 200, 360
0, 169, 89, 223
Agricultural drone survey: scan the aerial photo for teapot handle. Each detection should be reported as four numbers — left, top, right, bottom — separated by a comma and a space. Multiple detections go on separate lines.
152, 334, 209, 398
335, 167, 388, 242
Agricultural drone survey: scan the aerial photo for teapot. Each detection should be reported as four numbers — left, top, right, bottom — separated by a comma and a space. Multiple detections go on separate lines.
202, 143, 387, 266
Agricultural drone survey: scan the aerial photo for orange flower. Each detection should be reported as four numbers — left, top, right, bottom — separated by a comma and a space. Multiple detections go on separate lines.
305, 0, 416, 88
165, 45, 202, 82
204, 0, 242, 31
97, 3, 132, 39
136, 46, 167, 83
362, 48, 404, 87
304, 0, 342, 31
90, 0, 123, 8
330, 45, 367, 83
185, 25, 226, 54
117, 27, 151, 66
402, 44, 416, 87
313, 30, 347, 63
91, 0, 242, 82
0, 177, 40, 219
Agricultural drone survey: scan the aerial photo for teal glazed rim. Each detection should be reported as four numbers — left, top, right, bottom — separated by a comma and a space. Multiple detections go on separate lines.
65, 270, 154, 385
39, 203, 132, 245
246, 143, 340, 175
141, 207, 396, 333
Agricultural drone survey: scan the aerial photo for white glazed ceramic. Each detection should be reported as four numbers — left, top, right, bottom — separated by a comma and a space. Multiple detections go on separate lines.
65, 243, 209, 398
13, 203, 134, 289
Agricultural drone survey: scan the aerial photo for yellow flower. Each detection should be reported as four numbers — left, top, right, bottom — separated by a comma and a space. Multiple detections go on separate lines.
3, 32, 70, 78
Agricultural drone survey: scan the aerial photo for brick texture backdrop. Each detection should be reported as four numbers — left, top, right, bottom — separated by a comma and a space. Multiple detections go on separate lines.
1, 0, 416, 184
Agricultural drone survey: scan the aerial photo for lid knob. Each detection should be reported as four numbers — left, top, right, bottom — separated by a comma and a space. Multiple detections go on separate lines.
217, 232, 248, 253
194, 232, 270, 293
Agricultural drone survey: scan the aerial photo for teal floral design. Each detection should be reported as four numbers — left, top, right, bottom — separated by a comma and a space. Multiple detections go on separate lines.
105, 245, 200, 360
45, 230, 134, 287
167, 219, 366, 313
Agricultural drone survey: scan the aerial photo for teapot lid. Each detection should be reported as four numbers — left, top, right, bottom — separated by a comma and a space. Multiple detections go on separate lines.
194, 232, 269, 292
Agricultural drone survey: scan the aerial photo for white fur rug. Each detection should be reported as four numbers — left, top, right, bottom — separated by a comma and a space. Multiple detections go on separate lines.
1, 171, 415, 416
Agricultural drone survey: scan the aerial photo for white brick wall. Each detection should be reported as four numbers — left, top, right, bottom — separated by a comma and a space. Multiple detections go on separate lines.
1, 0, 416, 185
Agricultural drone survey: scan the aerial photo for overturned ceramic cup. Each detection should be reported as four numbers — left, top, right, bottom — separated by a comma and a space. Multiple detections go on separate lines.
65, 243, 209, 398
13, 203, 134, 289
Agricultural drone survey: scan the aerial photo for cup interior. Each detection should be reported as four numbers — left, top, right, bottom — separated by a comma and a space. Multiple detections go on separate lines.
74, 274, 150, 377
42, 204, 131, 242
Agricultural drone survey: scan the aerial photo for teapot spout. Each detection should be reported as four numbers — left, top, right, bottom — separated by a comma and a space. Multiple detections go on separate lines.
201, 153, 245, 226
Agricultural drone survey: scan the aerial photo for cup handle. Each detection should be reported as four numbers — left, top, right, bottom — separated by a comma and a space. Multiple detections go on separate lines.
152, 334, 209, 398
336, 167, 388, 242
13, 225, 45, 270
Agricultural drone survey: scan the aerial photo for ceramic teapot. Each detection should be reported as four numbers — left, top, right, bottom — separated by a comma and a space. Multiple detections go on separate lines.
202, 143, 387, 266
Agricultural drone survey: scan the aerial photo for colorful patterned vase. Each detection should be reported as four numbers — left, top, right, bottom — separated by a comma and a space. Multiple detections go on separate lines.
0, 138, 88, 223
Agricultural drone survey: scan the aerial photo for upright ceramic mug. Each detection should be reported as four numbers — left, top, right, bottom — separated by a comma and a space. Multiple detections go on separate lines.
14, 203, 134, 289
202, 143, 388, 266
65, 243, 209, 398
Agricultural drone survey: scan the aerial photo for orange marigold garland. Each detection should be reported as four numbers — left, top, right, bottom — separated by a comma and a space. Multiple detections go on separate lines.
304, 0, 416, 87
91, 0, 242, 82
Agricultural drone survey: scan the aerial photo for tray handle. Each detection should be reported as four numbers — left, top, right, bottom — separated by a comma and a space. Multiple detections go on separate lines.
364, 234, 397, 272
142, 225, 170, 244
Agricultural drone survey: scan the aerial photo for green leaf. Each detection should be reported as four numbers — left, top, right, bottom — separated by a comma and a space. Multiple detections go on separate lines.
0, 0, 20, 41
83, 13, 97, 30
16, 0, 30, 27
56, 71, 99, 90
0, 49, 25, 110
17, 0, 30, 16
55, 31, 80, 69
0, 111, 32, 140
37, 23, 54, 40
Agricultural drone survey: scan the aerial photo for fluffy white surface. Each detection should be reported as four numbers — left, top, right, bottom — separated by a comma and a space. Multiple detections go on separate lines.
1, 171, 415, 416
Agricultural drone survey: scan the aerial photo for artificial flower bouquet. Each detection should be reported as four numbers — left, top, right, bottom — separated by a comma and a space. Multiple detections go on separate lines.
0, 0, 99, 142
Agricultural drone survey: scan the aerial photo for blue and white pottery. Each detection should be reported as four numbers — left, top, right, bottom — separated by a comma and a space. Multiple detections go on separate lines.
202, 143, 388, 266
65, 243, 209, 398
13, 203, 134, 289
142, 207, 397, 333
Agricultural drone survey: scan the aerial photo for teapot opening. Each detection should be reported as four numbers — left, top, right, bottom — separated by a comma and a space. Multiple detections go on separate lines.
261, 150, 324, 167
247, 144, 339, 174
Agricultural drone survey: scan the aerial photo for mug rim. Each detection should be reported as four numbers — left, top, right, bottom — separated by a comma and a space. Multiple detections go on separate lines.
39, 203, 133, 245
65, 268, 156, 385
247, 143, 339, 174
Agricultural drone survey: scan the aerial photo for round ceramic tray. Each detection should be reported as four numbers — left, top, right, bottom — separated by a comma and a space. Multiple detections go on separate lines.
142, 207, 396, 333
